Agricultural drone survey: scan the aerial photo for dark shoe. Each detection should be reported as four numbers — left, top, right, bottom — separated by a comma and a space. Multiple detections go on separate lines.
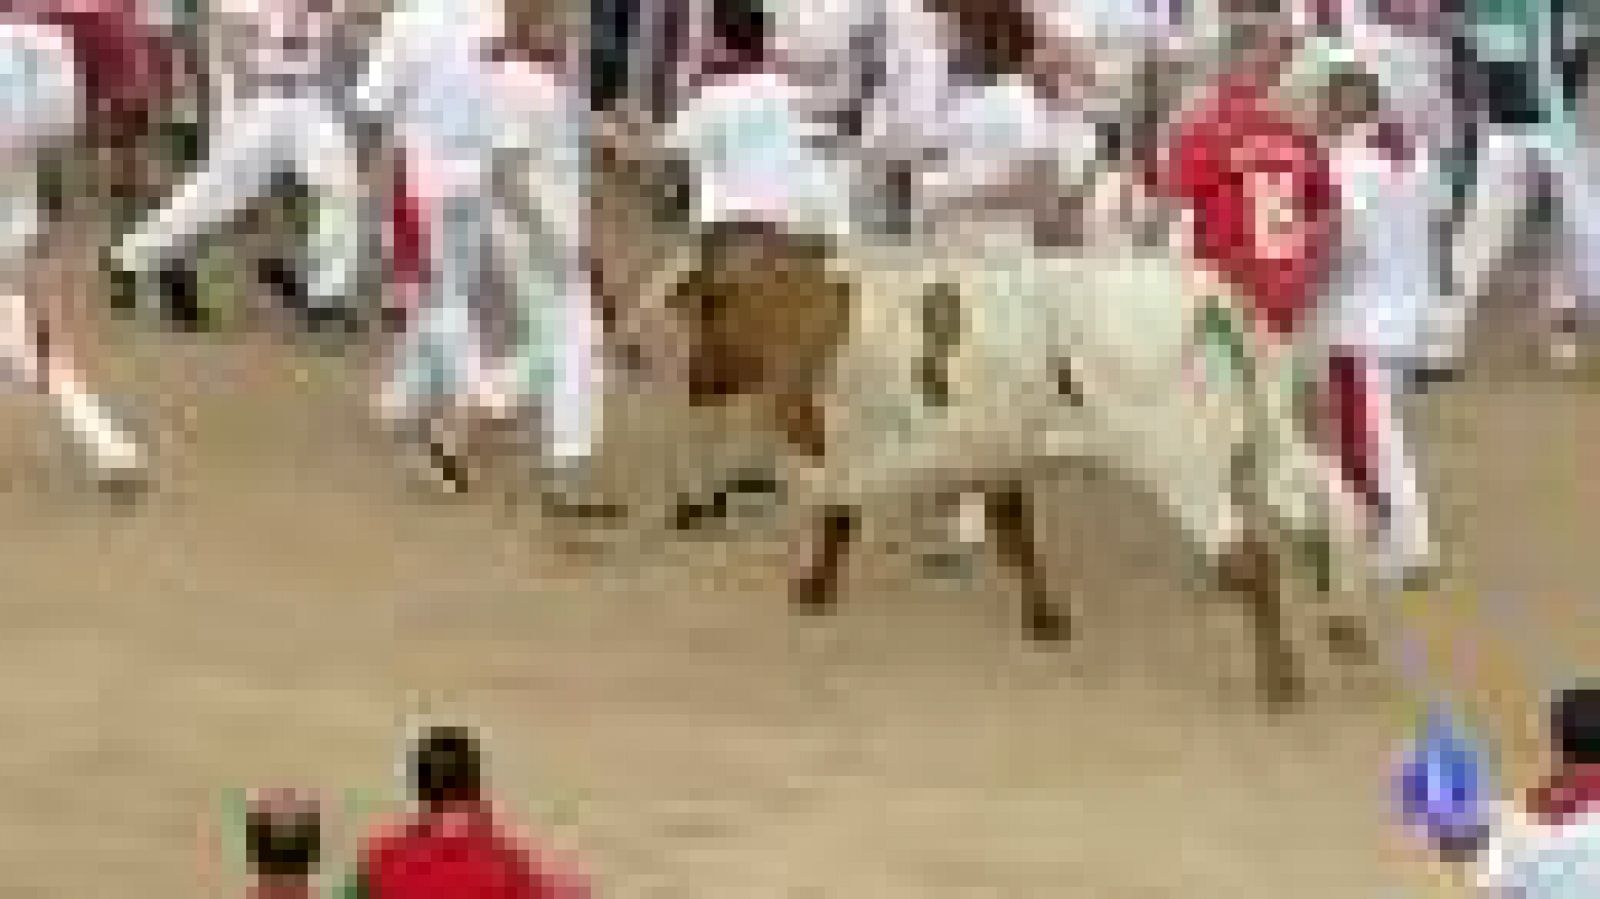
158, 263, 208, 332
256, 256, 308, 310
107, 261, 139, 318
1405, 365, 1465, 393
306, 304, 365, 338
425, 432, 470, 494
539, 461, 626, 520
920, 549, 978, 581
670, 490, 729, 531
723, 468, 783, 500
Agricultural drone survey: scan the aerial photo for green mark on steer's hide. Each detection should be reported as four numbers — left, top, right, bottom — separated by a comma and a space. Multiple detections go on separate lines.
1196, 297, 1252, 391
918, 283, 964, 408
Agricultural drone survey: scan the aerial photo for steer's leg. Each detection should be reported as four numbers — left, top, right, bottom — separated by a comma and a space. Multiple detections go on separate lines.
772, 391, 854, 614
984, 481, 1070, 643
793, 506, 857, 615
1218, 525, 1304, 711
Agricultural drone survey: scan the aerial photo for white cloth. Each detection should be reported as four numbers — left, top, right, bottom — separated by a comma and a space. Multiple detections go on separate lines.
0, 21, 79, 162
0, 22, 76, 280
1349, 20, 1455, 168
915, 76, 1099, 227
493, 60, 584, 254
1477, 803, 1600, 898
354, 0, 506, 167
489, 62, 599, 461
663, 71, 859, 239
1442, 126, 1600, 359
117, 90, 362, 302
1322, 126, 1437, 358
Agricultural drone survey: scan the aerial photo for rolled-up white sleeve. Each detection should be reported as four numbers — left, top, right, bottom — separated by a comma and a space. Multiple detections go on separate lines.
353, 14, 411, 119
1475, 804, 1537, 895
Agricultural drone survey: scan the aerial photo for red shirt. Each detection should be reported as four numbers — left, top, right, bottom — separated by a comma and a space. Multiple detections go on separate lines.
360, 805, 588, 899
1157, 72, 1337, 337
1526, 764, 1600, 827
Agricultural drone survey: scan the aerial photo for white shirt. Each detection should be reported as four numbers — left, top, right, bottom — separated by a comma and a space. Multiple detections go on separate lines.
1323, 124, 1436, 354
0, 20, 79, 158
917, 75, 1099, 220
663, 70, 857, 237
1477, 802, 1600, 898
1345, 14, 1453, 169
355, 0, 505, 166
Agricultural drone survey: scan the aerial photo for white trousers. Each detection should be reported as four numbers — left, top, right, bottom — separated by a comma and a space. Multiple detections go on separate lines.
488, 195, 600, 465
1, 163, 140, 471
1442, 126, 1600, 359
117, 90, 362, 306
1352, 353, 1431, 567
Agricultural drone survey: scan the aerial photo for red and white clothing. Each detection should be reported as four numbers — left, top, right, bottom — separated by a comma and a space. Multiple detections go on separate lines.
1160, 68, 1339, 338
0, 14, 145, 477
1322, 122, 1438, 579
1160, 60, 1438, 581
9, 0, 180, 140
1476, 765, 1600, 897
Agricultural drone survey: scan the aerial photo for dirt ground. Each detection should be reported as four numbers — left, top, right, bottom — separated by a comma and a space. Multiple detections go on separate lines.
1, 223, 1597, 898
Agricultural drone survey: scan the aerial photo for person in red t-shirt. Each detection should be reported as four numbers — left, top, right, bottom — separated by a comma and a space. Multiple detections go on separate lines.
1156, 23, 1337, 339
342, 726, 589, 899
1158, 30, 1441, 584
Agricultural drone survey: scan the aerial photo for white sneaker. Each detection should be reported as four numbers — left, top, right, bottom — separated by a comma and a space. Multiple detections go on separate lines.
91, 439, 147, 493
469, 366, 519, 423
373, 380, 413, 430
1372, 515, 1439, 591
1548, 333, 1580, 372
540, 458, 625, 520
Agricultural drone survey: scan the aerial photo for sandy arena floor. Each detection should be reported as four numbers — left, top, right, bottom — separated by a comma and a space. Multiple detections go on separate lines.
0, 224, 1596, 897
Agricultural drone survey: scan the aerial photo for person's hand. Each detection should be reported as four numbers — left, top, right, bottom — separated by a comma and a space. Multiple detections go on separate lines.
1394, 706, 1493, 858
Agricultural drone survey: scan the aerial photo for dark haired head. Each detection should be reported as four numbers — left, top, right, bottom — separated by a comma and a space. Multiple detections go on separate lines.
1317, 63, 1385, 134
244, 809, 321, 879
711, 0, 769, 65
410, 725, 484, 808
1554, 684, 1600, 766
926, 0, 1041, 82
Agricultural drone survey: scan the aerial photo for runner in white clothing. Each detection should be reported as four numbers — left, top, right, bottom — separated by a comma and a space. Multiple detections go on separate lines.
1318, 65, 1440, 584
113, 0, 364, 331
0, 16, 146, 488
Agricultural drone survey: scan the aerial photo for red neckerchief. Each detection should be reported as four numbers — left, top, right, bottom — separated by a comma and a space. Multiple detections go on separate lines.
1526, 764, 1600, 826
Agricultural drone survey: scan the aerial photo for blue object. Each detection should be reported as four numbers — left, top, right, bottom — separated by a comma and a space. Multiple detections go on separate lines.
1395, 704, 1491, 847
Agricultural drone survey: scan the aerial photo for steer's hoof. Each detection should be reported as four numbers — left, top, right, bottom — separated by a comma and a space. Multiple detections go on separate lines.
95, 463, 150, 505
1321, 614, 1378, 663
1026, 606, 1073, 643
1260, 670, 1307, 713
670, 492, 728, 532
790, 578, 837, 616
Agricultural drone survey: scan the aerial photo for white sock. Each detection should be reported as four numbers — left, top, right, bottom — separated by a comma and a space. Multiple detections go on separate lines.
0, 293, 38, 387
955, 492, 987, 546
52, 378, 139, 469
1369, 361, 1432, 562
547, 287, 600, 465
